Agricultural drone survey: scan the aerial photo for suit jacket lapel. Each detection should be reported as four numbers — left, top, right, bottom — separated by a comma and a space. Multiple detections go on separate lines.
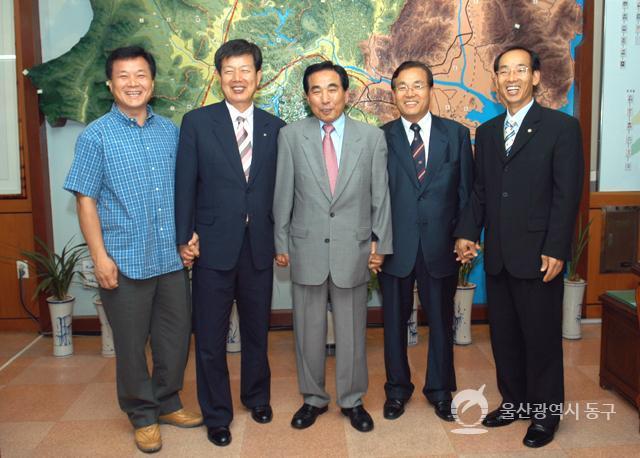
422, 116, 447, 192
388, 119, 420, 189
210, 102, 246, 186
301, 117, 332, 202
506, 101, 541, 162
247, 108, 268, 186
332, 116, 363, 203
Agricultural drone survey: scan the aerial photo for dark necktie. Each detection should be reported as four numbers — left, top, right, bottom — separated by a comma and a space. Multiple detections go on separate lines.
410, 123, 426, 183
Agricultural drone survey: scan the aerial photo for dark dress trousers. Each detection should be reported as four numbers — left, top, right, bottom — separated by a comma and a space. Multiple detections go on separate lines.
175, 101, 285, 427
454, 101, 584, 427
380, 115, 473, 403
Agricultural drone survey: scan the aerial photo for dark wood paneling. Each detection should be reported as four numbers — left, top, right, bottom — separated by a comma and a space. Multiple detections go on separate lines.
0, 214, 38, 329
586, 193, 640, 315
574, 0, 594, 282
1, 0, 54, 332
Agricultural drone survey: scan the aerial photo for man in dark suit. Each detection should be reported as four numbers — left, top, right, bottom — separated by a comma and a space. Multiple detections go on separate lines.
175, 39, 285, 447
454, 46, 584, 448
379, 61, 473, 422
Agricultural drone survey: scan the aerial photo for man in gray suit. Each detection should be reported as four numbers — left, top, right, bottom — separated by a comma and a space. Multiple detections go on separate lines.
273, 61, 392, 433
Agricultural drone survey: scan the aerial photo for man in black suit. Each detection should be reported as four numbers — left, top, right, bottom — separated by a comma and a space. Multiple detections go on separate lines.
454, 46, 584, 448
175, 39, 285, 447
379, 61, 473, 422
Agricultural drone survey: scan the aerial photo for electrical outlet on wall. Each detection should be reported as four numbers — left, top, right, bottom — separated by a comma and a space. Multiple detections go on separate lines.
17, 260, 29, 279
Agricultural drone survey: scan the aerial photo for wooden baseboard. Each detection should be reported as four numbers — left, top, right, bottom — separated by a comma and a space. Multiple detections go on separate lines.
0, 318, 40, 332
0, 304, 490, 333
585, 303, 603, 319
271, 304, 488, 329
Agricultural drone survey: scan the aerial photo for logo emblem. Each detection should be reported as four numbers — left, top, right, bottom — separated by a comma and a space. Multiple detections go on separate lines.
451, 384, 489, 434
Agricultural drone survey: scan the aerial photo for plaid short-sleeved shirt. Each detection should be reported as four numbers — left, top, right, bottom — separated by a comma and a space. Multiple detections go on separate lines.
64, 104, 183, 280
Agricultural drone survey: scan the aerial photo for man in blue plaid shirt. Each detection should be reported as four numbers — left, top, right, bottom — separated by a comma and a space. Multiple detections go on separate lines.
64, 46, 201, 454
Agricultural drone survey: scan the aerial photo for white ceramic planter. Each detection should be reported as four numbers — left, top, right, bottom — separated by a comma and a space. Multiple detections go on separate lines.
94, 299, 115, 357
47, 296, 74, 357
453, 283, 476, 345
563, 279, 586, 339
227, 301, 241, 353
408, 286, 419, 346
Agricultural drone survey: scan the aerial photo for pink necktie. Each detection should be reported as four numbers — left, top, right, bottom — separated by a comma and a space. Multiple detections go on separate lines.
322, 124, 339, 195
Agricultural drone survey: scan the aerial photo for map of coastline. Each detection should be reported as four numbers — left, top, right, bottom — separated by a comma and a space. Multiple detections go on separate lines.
28, 0, 583, 136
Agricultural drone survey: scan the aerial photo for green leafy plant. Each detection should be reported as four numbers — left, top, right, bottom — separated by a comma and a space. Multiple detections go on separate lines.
567, 218, 592, 282
21, 237, 87, 301
458, 244, 483, 287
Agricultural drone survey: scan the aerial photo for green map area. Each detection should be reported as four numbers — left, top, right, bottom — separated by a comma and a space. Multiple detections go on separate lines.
28, 0, 583, 133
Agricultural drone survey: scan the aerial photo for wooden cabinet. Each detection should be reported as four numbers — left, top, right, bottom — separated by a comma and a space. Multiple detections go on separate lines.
599, 263, 640, 430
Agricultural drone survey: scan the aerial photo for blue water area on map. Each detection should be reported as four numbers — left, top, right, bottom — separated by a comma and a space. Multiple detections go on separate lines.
253, 7, 294, 44
561, 30, 584, 116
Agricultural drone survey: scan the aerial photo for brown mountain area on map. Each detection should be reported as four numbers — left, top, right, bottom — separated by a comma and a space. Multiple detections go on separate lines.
359, 0, 582, 125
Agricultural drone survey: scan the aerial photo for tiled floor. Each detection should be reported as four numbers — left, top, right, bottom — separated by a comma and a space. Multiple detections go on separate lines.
1, 324, 639, 457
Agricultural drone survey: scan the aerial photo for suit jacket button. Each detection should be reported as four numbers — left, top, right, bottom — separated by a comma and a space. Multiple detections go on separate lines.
330, 212, 335, 217
504, 165, 509, 172
324, 238, 330, 243
502, 192, 509, 198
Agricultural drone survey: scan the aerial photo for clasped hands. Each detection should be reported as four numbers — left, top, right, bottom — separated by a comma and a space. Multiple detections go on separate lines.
179, 232, 200, 268
275, 241, 384, 274
454, 238, 564, 283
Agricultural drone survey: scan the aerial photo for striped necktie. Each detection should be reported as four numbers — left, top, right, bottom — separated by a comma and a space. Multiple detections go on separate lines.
504, 119, 517, 156
410, 123, 426, 183
236, 116, 252, 181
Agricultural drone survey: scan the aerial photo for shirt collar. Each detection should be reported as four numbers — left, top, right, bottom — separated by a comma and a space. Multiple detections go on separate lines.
110, 103, 155, 126
400, 111, 432, 135
505, 98, 534, 127
225, 100, 254, 123
319, 113, 346, 138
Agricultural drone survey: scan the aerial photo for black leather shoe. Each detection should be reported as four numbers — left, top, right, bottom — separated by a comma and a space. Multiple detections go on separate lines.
291, 403, 328, 429
433, 400, 455, 422
523, 423, 557, 448
341, 405, 374, 432
207, 426, 231, 447
250, 405, 273, 424
482, 407, 519, 427
383, 399, 406, 420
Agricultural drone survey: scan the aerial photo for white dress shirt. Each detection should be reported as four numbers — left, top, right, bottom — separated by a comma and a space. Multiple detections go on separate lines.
401, 112, 432, 166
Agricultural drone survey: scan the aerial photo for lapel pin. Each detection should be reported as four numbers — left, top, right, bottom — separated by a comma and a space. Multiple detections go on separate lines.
527, 128, 532, 133
263, 133, 267, 137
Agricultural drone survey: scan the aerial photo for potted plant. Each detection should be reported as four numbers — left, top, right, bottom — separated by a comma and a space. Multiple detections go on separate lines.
454, 244, 483, 345
562, 218, 592, 340
22, 237, 86, 357
79, 267, 115, 357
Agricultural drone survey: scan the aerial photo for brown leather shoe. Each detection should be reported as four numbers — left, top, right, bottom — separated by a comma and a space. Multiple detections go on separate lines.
159, 408, 204, 428
134, 424, 162, 453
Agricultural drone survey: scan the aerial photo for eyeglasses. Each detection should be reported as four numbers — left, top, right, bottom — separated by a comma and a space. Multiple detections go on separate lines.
496, 65, 529, 77
395, 82, 427, 93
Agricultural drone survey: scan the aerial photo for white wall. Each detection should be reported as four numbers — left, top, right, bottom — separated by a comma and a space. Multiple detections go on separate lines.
39, 0, 95, 315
